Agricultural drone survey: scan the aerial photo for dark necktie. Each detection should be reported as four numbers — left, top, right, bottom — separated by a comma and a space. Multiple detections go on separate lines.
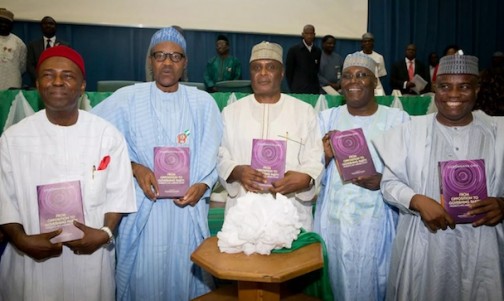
46, 39, 51, 49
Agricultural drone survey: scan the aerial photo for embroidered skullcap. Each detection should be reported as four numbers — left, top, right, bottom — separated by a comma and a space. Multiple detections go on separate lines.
37, 46, 86, 78
362, 32, 374, 40
0, 8, 14, 22
250, 41, 283, 64
217, 34, 229, 43
343, 52, 377, 73
437, 55, 479, 76
149, 27, 187, 53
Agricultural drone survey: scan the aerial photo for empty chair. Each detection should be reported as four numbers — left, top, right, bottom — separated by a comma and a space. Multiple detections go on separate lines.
180, 82, 206, 91
96, 80, 141, 92
214, 80, 252, 93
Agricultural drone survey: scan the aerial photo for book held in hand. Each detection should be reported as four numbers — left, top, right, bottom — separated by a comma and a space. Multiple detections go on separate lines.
154, 146, 190, 198
251, 139, 287, 188
37, 180, 84, 243
439, 159, 487, 224
329, 128, 377, 181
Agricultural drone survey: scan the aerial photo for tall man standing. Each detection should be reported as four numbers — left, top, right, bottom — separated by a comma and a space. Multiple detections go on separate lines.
374, 55, 504, 301
286, 24, 322, 94
93, 27, 223, 300
390, 44, 430, 94
218, 41, 324, 231
26, 16, 70, 86
0, 46, 136, 300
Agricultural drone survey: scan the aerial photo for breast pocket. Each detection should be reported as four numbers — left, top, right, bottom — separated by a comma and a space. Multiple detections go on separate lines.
85, 167, 109, 209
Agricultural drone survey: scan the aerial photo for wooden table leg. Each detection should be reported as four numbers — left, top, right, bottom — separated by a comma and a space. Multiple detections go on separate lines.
237, 281, 281, 301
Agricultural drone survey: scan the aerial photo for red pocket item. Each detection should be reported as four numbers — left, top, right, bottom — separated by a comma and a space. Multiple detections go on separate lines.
97, 155, 111, 170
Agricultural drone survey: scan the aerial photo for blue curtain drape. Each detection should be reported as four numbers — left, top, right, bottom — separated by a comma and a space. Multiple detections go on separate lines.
12, 0, 503, 92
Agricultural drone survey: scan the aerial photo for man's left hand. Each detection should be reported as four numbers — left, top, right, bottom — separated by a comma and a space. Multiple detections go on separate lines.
173, 183, 208, 207
270, 171, 311, 195
351, 173, 382, 191
64, 221, 110, 255
469, 197, 504, 227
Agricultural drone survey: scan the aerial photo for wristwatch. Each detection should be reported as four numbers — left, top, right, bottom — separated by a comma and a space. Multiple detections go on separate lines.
100, 226, 114, 244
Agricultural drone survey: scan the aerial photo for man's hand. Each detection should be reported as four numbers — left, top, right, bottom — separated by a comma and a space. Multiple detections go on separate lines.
229, 165, 267, 192
173, 183, 208, 207
270, 171, 311, 195
132, 162, 159, 201
469, 197, 504, 227
64, 221, 110, 255
15, 230, 63, 261
410, 194, 455, 232
352, 173, 382, 191
322, 131, 337, 166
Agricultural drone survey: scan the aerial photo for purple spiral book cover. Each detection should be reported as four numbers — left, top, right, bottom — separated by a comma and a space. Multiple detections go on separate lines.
37, 180, 84, 243
154, 147, 190, 198
251, 139, 287, 187
439, 159, 487, 224
330, 128, 377, 181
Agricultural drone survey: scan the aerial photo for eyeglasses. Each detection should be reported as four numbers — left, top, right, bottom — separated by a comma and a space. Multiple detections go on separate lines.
151, 51, 185, 63
341, 72, 372, 81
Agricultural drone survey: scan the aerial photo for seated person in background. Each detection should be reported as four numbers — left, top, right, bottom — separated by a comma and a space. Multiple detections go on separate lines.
27, 16, 69, 86
203, 34, 242, 92
0, 46, 136, 300
390, 43, 430, 94
475, 51, 504, 116
428, 51, 439, 83
374, 54, 504, 301
318, 34, 343, 93
314, 52, 409, 301
217, 41, 324, 231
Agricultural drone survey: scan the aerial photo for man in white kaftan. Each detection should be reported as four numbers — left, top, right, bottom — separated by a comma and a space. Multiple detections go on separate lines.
92, 27, 223, 301
0, 8, 26, 90
360, 33, 387, 95
314, 52, 409, 301
218, 42, 324, 231
374, 55, 504, 301
0, 46, 136, 301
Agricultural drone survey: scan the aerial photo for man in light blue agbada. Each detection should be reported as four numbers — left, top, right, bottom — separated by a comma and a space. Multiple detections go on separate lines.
314, 52, 409, 301
92, 27, 223, 301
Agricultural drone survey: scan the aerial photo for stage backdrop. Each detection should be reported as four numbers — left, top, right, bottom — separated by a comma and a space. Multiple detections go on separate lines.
2, 0, 367, 39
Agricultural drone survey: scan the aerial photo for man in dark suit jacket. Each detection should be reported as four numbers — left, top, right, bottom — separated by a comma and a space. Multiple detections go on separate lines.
285, 24, 322, 94
26, 16, 69, 85
390, 44, 430, 94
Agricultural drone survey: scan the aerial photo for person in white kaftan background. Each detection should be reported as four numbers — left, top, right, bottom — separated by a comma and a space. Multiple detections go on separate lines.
217, 41, 324, 231
0, 8, 26, 90
313, 52, 409, 301
374, 54, 504, 301
92, 27, 223, 300
0, 46, 137, 300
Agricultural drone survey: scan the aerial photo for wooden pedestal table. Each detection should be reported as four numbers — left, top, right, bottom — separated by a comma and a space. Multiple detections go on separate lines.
191, 237, 323, 301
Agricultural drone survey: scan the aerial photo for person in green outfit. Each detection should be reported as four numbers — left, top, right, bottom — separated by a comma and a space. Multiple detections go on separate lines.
203, 34, 242, 92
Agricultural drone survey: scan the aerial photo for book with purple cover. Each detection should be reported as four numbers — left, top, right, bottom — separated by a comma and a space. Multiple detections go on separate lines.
439, 159, 487, 223
154, 146, 190, 198
251, 139, 287, 188
330, 128, 377, 181
37, 180, 84, 243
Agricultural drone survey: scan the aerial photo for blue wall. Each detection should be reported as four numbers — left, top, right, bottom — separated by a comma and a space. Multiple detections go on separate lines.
11, 0, 504, 93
